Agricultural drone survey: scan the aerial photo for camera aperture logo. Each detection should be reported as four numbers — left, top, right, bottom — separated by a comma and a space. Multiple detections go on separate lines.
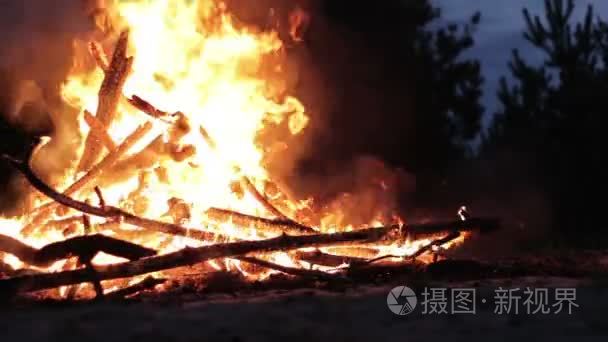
387, 286, 417, 315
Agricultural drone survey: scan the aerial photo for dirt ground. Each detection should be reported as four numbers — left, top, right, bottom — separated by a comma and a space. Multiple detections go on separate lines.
1, 276, 607, 341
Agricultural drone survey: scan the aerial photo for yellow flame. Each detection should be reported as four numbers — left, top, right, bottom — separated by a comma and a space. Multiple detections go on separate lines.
0, 0, 466, 297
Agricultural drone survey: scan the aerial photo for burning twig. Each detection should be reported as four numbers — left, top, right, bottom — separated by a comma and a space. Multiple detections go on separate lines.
126, 95, 300, 224
294, 250, 368, 268
9, 153, 499, 243
204, 207, 316, 235
0, 233, 156, 268
94, 186, 106, 209
89, 41, 109, 72
126, 95, 175, 123
36, 216, 83, 235
23, 122, 153, 232
0, 215, 498, 296
83, 110, 117, 152
205, 207, 498, 240
79, 30, 133, 172
84, 259, 104, 299
0, 226, 402, 295
104, 276, 167, 300
4, 154, 221, 242
66, 122, 153, 197
239, 176, 293, 221
235, 256, 337, 280
408, 231, 462, 261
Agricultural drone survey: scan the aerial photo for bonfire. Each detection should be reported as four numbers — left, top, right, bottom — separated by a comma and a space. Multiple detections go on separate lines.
0, 0, 497, 300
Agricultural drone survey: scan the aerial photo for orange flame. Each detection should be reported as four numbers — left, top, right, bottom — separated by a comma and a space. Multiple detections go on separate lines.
0, 0, 465, 298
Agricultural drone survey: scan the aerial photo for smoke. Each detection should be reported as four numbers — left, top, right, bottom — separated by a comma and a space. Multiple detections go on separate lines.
0, 0, 99, 129
0, 0, 102, 213
227, 0, 421, 226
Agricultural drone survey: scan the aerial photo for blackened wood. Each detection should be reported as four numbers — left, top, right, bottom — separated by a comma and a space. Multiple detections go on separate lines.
0, 233, 156, 267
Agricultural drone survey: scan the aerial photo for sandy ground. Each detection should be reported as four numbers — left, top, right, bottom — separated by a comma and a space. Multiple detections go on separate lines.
2, 277, 608, 341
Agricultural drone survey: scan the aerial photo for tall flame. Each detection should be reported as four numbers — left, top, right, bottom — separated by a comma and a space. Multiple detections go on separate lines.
61, 0, 307, 218
0, 0, 466, 297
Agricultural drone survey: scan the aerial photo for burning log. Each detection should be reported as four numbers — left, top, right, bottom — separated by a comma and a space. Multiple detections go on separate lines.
78, 30, 133, 172
205, 207, 497, 240
0, 234, 156, 268
0, 213, 498, 296
1, 145, 501, 297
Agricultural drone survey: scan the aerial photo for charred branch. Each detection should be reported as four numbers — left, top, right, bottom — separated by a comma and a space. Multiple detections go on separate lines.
89, 41, 109, 72
0, 226, 400, 295
126, 95, 302, 225
104, 276, 167, 300
127, 95, 174, 122
0, 233, 156, 268
3, 154, 221, 242
6, 150, 498, 245
408, 231, 462, 260
294, 250, 368, 268
23, 122, 153, 232
204, 207, 316, 235
235, 256, 337, 280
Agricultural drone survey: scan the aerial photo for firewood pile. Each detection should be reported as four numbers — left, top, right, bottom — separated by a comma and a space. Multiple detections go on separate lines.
0, 29, 499, 301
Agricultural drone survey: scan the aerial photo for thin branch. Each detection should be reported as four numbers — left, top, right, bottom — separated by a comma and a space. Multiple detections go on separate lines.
408, 231, 462, 260
104, 276, 167, 300
127, 95, 175, 123
4, 154, 221, 242
127, 96, 302, 225
294, 250, 368, 268
204, 207, 317, 235
23, 122, 153, 231
89, 41, 109, 72
7, 155, 498, 245
235, 256, 337, 280
94, 186, 106, 209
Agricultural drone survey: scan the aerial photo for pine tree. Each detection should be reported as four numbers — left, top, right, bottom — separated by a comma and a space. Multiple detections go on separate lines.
483, 0, 608, 237
306, 1, 484, 199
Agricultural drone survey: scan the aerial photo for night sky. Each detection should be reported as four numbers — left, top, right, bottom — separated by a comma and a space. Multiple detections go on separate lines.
434, 0, 608, 127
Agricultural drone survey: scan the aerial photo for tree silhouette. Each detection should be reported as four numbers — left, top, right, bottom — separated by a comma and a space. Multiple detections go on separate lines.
410, 5, 483, 198
483, 0, 608, 237
296, 1, 484, 204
